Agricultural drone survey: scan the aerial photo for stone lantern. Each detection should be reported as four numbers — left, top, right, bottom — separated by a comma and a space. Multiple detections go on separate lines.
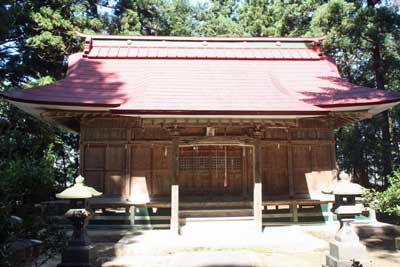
323, 171, 371, 267
331, 171, 364, 228
56, 175, 102, 267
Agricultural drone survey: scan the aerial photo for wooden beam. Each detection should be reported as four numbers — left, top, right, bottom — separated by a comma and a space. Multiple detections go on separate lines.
142, 118, 299, 128
41, 110, 112, 118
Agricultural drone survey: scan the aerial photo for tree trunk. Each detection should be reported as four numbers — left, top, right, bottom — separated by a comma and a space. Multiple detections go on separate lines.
353, 123, 370, 187
372, 41, 392, 187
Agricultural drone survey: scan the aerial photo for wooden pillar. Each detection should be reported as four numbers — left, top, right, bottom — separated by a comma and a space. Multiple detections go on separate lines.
126, 128, 131, 197
327, 202, 334, 223
292, 202, 298, 223
330, 142, 337, 170
79, 124, 85, 175
170, 138, 180, 234
171, 184, 179, 234
288, 141, 294, 197
286, 128, 295, 198
254, 139, 263, 233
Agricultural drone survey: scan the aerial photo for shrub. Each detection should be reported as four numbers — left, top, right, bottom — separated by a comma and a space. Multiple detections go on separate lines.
0, 157, 66, 266
363, 169, 400, 224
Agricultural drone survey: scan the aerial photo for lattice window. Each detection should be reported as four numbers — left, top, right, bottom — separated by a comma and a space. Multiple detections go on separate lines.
179, 157, 193, 170
179, 156, 241, 171
228, 158, 242, 170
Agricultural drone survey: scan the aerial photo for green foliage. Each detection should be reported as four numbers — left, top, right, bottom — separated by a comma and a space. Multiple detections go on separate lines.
111, 0, 170, 35
240, 0, 321, 37
0, 157, 57, 206
194, 0, 245, 36
310, 0, 400, 186
363, 168, 400, 224
164, 0, 198, 36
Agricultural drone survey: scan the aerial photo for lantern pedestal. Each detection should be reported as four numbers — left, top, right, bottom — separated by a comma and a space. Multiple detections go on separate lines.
323, 220, 371, 267
58, 209, 97, 267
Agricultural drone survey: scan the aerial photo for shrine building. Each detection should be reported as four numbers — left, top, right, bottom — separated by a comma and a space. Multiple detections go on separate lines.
2, 34, 400, 232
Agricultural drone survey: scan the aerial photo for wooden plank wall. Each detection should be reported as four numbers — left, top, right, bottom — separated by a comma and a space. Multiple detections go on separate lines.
131, 144, 172, 197
261, 143, 289, 196
83, 143, 128, 196
80, 118, 336, 198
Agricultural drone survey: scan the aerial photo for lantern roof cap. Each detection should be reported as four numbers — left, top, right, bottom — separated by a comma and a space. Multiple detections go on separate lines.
332, 172, 364, 195
56, 175, 102, 199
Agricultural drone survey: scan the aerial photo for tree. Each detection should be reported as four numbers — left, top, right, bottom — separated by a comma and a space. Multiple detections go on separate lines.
164, 0, 199, 36
364, 168, 400, 224
112, 0, 170, 35
240, 0, 322, 37
310, 0, 400, 188
194, 0, 244, 36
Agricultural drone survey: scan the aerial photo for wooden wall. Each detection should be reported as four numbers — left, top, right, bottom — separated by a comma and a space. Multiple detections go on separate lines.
80, 117, 336, 199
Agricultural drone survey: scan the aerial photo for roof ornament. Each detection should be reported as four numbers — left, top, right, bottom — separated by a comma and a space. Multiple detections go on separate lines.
275, 41, 282, 47
202, 41, 208, 46
83, 37, 92, 58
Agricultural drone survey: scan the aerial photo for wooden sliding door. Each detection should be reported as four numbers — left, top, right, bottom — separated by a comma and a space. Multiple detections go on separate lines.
178, 145, 250, 198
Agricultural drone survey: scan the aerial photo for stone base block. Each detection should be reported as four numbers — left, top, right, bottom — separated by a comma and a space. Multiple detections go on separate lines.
58, 245, 97, 267
396, 237, 400, 250
329, 240, 367, 261
323, 254, 372, 267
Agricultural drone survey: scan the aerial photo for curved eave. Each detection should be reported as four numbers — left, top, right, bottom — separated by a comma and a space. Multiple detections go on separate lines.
110, 109, 328, 119
319, 99, 400, 116
0, 92, 120, 108
5, 100, 110, 120
3, 100, 328, 120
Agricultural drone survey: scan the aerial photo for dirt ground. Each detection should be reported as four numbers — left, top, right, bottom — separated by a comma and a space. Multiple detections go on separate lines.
41, 222, 400, 267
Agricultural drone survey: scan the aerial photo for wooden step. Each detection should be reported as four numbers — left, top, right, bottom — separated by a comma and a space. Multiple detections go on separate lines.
180, 201, 252, 209
180, 216, 254, 223
179, 208, 253, 218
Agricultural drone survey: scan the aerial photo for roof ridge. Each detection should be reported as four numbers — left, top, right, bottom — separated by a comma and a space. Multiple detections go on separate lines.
77, 32, 325, 43
90, 45, 317, 50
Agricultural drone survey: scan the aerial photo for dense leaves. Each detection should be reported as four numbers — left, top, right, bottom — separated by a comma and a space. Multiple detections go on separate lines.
364, 169, 400, 224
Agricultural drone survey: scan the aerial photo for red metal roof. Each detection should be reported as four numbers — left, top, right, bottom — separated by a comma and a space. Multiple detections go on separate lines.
1, 35, 400, 116
87, 46, 322, 60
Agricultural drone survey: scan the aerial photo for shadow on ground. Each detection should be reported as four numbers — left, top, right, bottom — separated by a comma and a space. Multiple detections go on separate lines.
355, 224, 400, 251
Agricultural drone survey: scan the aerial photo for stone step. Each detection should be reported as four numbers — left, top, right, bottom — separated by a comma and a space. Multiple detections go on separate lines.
87, 224, 135, 230
87, 229, 133, 242
180, 219, 258, 236
89, 215, 131, 225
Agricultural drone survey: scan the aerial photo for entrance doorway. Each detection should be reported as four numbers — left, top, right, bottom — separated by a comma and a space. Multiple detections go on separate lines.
178, 145, 253, 200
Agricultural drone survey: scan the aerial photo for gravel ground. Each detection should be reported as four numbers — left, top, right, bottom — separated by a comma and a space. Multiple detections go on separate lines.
40, 222, 400, 267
